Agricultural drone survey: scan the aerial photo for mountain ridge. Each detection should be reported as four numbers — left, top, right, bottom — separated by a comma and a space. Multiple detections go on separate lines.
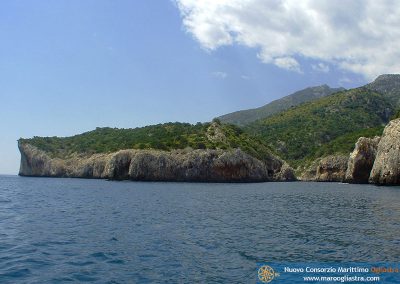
218, 84, 345, 126
365, 74, 400, 106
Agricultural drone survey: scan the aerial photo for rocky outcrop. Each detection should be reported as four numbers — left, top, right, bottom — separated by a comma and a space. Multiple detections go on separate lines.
345, 136, 380, 183
299, 159, 320, 181
19, 143, 111, 178
18, 142, 295, 182
274, 162, 296, 181
369, 119, 400, 185
301, 155, 348, 182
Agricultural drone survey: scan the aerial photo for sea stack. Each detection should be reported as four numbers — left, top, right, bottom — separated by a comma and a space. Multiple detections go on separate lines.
369, 118, 400, 185
345, 136, 380, 183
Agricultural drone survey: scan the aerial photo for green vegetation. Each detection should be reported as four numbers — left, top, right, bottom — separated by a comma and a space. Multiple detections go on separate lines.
19, 75, 400, 174
391, 109, 400, 120
19, 121, 276, 161
311, 126, 383, 158
365, 74, 400, 106
245, 88, 392, 167
218, 85, 344, 126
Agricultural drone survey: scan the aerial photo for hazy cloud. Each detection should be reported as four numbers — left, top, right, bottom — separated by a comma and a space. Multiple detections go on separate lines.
174, 0, 400, 79
338, 77, 352, 85
312, 63, 330, 73
212, 71, 228, 79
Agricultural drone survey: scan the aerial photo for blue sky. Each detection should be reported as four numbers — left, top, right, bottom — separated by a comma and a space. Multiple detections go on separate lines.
1, 0, 396, 174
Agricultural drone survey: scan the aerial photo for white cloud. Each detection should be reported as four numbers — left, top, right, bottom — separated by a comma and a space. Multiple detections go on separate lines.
212, 71, 228, 79
174, 0, 400, 79
312, 63, 330, 73
274, 57, 302, 73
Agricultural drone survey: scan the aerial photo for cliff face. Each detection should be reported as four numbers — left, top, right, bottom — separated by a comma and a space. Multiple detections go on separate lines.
18, 142, 295, 182
369, 118, 400, 185
302, 118, 400, 185
299, 120, 400, 185
301, 155, 348, 182
345, 137, 380, 183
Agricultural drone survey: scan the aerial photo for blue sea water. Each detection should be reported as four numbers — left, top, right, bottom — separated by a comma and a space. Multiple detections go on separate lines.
0, 175, 399, 283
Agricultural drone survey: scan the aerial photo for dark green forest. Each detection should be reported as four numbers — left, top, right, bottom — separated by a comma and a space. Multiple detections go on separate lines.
245, 88, 392, 167
19, 121, 275, 161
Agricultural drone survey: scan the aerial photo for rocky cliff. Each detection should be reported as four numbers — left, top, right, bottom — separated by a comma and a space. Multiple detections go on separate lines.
301, 118, 400, 185
345, 137, 380, 183
18, 142, 295, 182
369, 118, 400, 185
301, 155, 348, 182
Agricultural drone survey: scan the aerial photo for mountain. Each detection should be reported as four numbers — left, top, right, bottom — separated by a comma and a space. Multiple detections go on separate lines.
245, 87, 394, 170
365, 74, 400, 106
217, 85, 345, 126
18, 122, 295, 182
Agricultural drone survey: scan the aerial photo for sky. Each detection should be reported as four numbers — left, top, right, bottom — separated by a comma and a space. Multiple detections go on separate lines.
1, 0, 399, 174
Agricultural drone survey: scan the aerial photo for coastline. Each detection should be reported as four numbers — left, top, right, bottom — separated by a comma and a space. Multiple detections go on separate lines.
17, 117, 400, 186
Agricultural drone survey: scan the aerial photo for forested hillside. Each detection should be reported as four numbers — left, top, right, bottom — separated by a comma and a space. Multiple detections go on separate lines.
245, 88, 393, 167
19, 121, 276, 162
218, 85, 344, 126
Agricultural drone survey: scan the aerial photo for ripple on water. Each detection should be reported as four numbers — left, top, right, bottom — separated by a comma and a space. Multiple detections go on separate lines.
72, 273, 99, 282
66, 260, 95, 266
90, 252, 109, 261
107, 259, 125, 264
0, 268, 31, 279
0, 177, 399, 283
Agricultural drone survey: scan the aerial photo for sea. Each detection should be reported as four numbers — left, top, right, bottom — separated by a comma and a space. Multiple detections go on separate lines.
0, 175, 399, 283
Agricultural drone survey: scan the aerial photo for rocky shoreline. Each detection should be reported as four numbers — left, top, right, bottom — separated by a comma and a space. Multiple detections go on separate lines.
300, 118, 400, 185
18, 143, 295, 182
18, 118, 400, 186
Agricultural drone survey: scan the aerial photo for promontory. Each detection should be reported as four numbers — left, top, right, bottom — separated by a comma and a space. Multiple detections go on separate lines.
18, 122, 295, 182
18, 74, 400, 185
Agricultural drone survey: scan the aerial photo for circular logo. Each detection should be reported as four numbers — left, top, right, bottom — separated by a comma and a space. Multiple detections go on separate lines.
258, 265, 277, 283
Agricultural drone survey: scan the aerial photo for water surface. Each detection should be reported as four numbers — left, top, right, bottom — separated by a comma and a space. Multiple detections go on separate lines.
0, 176, 399, 283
